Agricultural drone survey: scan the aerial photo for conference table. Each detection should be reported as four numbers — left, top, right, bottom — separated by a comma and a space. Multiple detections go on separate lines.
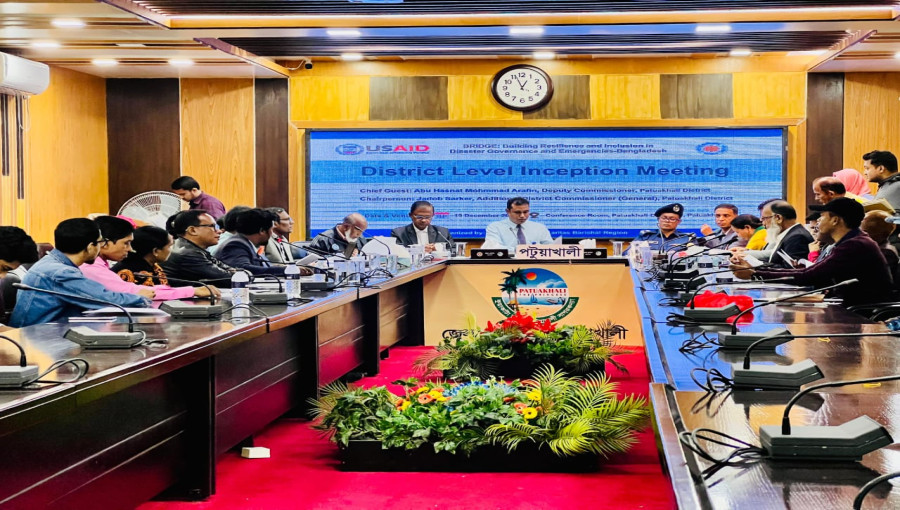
3, 257, 899, 509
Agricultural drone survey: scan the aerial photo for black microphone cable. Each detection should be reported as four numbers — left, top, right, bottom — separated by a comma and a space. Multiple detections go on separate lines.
678, 428, 768, 480
678, 330, 723, 354
853, 470, 900, 509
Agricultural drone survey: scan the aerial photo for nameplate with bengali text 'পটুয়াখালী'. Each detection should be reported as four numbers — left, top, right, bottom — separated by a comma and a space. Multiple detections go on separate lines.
515, 244, 584, 260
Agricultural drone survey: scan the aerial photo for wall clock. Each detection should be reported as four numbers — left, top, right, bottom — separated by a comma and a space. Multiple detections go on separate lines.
490, 64, 554, 112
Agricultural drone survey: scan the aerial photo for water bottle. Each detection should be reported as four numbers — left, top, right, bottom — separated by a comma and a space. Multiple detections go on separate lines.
231, 270, 250, 318
699, 254, 715, 284
284, 263, 301, 301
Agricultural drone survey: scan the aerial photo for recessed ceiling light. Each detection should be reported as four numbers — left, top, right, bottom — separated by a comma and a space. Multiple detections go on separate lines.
92, 58, 118, 67
52, 19, 85, 28
894, 51, 900, 59
169, 58, 194, 67
31, 41, 61, 49
696, 24, 732, 33
341, 53, 364, 61
532, 51, 556, 60
326, 29, 361, 37
509, 26, 545, 37
730, 49, 752, 57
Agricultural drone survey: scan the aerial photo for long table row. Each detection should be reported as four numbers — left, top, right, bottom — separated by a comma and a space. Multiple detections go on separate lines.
635, 268, 900, 509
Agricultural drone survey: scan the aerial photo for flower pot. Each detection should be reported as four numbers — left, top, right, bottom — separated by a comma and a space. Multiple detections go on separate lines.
338, 440, 599, 472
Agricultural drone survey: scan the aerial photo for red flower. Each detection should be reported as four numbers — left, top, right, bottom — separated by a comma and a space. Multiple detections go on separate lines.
485, 321, 496, 332
534, 318, 556, 333
488, 312, 558, 336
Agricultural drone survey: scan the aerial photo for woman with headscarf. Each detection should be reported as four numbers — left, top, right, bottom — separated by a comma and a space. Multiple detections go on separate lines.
833, 168, 874, 200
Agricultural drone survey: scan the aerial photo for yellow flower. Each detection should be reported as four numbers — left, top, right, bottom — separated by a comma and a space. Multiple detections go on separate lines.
428, 389, 444, 399
522, 407, 538, 420
399, 400, 411, 411
435, 396, 448, 402
526, 390, 542, 402
415, 387, 428, 394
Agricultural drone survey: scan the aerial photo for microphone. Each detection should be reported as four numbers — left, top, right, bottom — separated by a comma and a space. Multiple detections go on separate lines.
728, 278, 859, 335
680, 276, 797, 323
733, 331, 900, 390
432, 227, 456, 256
12, 283, 147, 348
297, 240, 350, 260
760, 374, 899, 460
663, 268, 738, 295
368, 235, 394, 255
666, 246, 714, 274
0, 334, 39, 387
133, 272, 220, 304
248, 274, 288, 304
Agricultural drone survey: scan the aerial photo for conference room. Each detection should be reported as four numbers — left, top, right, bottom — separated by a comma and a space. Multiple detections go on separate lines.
2, 1, 900, 509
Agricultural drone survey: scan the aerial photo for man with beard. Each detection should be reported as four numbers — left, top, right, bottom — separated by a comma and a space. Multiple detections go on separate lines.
732, 200, 812, 268
309, 213, 368, 258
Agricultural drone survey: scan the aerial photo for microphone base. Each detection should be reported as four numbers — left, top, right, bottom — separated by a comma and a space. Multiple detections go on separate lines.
717, 327, 792, 350
731, 359, 824, 390
300, 279, 337, 291
0, 365, 39, 387
250, 291, 289, 305
64, 326, 144, 349
159, 300, 225, 318
661, 279, 704, 291
682, 304, 741, 322
761, 416, 893, 461
661, 269, 698, 281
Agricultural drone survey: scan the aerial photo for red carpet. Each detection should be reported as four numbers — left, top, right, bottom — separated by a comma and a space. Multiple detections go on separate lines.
139, 347, 675, 510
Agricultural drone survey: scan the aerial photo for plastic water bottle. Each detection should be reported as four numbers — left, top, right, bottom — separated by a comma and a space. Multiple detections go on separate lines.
231, 270, 250, 318
284, 263, 301, 301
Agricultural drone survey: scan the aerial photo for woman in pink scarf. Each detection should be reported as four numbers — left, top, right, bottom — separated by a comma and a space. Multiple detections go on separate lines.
833, 168, 874, 200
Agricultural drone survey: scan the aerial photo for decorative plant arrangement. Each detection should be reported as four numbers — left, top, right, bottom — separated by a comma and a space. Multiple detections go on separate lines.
309, 366, 649, 471
413, 312, 629, 380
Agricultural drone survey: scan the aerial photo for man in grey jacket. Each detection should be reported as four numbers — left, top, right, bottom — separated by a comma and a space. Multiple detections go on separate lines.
865, 150, 900, 208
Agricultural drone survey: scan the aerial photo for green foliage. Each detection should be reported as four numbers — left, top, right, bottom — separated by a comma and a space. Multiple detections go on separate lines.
310, 368, 649, 459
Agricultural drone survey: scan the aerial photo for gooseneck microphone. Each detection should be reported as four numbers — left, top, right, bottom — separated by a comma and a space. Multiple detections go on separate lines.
742, 331, 900, 370
133, 272, 219, 305
432, 228, 456, 256
13, 283, 147, 348
0, 334, 38, 387
295, 241, 350, 260
728, 278, 859, 334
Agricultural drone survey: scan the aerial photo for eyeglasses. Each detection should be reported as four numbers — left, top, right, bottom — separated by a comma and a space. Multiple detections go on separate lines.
413, 215, 433, 221
760, 215, 774, 221
279, 217, 294, 224
658, 217, 680, 223
90, 238, 106, 246
195, 223, 219, 229
350, 225, 365, 233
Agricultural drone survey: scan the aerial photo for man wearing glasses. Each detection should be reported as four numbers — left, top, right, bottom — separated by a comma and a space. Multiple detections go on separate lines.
391, 201, 454, 255
265, 207, 309, 263
10, 218, 151, 327
731, 200, 812, 269
630, 203, 689, 252
162, 210, 237, 284
309, 213, 369, 258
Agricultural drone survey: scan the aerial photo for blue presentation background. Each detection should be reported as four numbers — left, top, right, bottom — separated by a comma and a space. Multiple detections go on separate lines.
308, 128, 784, 238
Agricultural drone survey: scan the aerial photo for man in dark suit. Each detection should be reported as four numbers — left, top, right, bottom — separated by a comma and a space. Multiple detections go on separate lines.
391, 201, 455, 255
734, 200, 813, 268
216, 208, 310, 276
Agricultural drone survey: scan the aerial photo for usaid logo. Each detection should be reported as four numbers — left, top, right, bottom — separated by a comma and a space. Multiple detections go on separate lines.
697, 143, 727, 155
335, 144, 365, 155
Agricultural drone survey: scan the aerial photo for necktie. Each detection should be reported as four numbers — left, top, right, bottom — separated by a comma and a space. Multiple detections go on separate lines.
516, 224, 527, 245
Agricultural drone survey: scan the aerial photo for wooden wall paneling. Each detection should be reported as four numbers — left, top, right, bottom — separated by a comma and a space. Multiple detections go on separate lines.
843, 73, 900, 171
806, 73, 844, 208
660, 74, 733, 119
0, 96, 12, 225
289, 126, 304, 240
106, 79, 181, 213
523, 75, 590, 120
787, 121, 808, 213
733, 72, 806, 119
290, 76, 369, 122
448, 75, 521, 121
25, 67, 108, 243
369, 76, 449, 121
254, 79, 289, 209
180, 78, 256, 210
590, 74, 661, 120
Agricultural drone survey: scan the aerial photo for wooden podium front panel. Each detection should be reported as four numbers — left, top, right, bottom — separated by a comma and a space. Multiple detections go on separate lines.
422, 262, 643, 347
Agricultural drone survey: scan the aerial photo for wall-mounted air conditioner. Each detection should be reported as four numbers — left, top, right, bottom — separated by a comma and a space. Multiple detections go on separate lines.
0, 52, 50, 96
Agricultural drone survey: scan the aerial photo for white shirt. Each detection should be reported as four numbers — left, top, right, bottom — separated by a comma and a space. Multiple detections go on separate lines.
414, 226, 430, 246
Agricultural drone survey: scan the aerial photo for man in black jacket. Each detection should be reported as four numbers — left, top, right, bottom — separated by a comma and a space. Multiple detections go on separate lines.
216, 208, 306, 276
160, 210, 236, 284
391, 201, 455, 255
733, 200, 812, 268
309, 213, 368, 258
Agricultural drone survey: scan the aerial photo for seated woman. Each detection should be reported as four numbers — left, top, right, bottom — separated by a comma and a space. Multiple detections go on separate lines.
730, 214, 766, 250
82, 216, 217, 300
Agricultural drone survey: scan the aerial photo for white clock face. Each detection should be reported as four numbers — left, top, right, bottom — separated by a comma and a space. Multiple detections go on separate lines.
492, 66, 552, 111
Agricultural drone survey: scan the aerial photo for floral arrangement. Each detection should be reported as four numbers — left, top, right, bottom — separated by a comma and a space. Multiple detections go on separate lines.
413, 312, 629, 381
310, 366, 649, 458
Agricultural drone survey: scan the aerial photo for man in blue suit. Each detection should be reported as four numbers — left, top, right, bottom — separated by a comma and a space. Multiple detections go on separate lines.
216, 208, 310, 276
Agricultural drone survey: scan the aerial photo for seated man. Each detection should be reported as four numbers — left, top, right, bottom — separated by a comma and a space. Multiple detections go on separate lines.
172, 176, 227, 220
812, 177, 847, 204
310, 213, 368, 258
733, 198, 893, 306
161, 210, 237, 283
630, 203, 689, 253
0, 226, 38, 279
264, 207, 308, 263
392, 201, 454, 254
735, 200, 812, 268
698, 203, 738, 249
82, 215, 215, 300
212, 205, 251, 255
860, 210, 899, 280
10, 218, 152, 327
484, 197, 553, 251
216, 208, 296, 276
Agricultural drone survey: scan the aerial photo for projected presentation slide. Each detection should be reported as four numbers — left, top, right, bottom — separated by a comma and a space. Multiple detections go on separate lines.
308, 128, 785, 239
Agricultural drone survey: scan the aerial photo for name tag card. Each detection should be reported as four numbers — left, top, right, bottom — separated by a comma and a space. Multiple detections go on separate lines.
515, 244, 584, 260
